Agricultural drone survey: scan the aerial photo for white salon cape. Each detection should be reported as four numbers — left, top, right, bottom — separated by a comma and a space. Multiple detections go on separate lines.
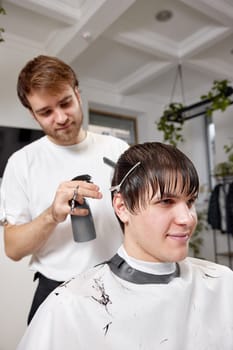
17, 255, 233, 350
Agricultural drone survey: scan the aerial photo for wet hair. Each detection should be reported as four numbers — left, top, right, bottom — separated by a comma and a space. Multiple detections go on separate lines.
111, 142, 199, 230
17, 55, 79, 110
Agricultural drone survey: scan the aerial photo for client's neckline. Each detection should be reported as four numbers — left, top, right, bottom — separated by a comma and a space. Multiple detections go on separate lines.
106, 254, 180, 284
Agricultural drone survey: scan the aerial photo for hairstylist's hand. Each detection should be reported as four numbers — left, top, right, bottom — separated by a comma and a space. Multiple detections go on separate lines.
50, 180, 102, 223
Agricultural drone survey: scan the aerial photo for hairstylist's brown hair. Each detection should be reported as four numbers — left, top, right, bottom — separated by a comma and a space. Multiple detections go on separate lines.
17, 55, 79, 111
111, 142, 199, 230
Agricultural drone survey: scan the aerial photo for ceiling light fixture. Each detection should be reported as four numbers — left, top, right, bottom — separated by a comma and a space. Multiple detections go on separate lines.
155, 10, 173, 22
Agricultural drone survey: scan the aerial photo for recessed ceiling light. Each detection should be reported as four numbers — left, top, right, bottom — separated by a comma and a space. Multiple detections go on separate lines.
82, 31, 92, 40
155, 10, 173, 22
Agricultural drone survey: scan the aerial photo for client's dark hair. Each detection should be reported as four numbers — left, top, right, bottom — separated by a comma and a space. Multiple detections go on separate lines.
111, 142, 199, 230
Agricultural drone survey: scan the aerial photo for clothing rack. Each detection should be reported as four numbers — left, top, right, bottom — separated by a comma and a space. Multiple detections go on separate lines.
213, 231, 233, 269
208, 175, 233, 269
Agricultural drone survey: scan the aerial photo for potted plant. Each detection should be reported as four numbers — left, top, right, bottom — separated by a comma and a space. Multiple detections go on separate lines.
214, 141, 233, 177
156, 79, 233, 147
201, 80, 232, 117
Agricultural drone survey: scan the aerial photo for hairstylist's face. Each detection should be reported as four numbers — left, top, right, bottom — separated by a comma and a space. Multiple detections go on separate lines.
27, 86, 85, 145
114, 186, 198, 263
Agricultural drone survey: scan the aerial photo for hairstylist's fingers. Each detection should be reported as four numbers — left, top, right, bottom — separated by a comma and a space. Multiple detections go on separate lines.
70, 180, 103, 200
51, 180, 103, 223
70, 185, 79, 213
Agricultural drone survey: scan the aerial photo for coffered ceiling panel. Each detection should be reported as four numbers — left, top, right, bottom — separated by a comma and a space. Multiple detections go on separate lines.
1, 0, 233, 104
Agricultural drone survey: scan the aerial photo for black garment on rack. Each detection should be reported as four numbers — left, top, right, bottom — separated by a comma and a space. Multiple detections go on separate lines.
208, 181, 233, 235
226, 182, 233, 235
207, 184, 222, 231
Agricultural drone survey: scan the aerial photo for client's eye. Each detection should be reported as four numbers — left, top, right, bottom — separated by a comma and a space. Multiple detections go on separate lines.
153, 197, 175, 206
186, 197, 196, 208
160, 198, 174, 205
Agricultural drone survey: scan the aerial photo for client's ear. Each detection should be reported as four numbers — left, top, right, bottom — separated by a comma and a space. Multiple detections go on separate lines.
113, 193, 129, 224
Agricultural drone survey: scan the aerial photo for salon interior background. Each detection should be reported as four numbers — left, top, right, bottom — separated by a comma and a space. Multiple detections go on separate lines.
0, 1, 233, 350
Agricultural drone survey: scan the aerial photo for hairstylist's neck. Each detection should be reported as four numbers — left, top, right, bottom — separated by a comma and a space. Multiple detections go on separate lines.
47, 128, 87, 146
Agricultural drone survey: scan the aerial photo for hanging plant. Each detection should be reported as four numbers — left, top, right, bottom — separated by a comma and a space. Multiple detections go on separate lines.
156, 79, 233, 147
201, 80, 232, 117
224, 141, 233, 159
214, 141, 233, 177
156, 102, 184, 147
0, 5, 6, 43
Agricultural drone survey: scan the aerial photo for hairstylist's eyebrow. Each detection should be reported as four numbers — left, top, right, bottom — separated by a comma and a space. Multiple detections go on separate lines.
34, 95, 72, 114
34, 106, 50, 114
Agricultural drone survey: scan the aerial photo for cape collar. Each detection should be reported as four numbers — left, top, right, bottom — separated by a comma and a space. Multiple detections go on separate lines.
106, 254, 180, 284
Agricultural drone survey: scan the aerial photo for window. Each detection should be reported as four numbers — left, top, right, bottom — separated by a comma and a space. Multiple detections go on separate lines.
88, 109, 138, 145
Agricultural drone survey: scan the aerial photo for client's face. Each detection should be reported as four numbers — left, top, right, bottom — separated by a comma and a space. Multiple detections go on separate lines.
122, 183, 198, 263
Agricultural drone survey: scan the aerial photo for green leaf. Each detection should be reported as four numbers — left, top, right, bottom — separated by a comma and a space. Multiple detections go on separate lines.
156, 79, 232, 148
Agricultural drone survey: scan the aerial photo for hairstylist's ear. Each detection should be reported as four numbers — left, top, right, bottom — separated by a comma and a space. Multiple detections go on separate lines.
30, 109, 37, 120
113, 193, 129, 224
75, 87, 82, 104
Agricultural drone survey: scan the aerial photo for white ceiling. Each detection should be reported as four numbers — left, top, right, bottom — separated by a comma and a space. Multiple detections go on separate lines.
1, 0, 233, 106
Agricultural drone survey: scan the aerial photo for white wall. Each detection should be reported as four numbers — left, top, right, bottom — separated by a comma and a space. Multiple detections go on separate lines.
0, 49, 233, 349
0, 44, 44, 130
0, 227, 35, 350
